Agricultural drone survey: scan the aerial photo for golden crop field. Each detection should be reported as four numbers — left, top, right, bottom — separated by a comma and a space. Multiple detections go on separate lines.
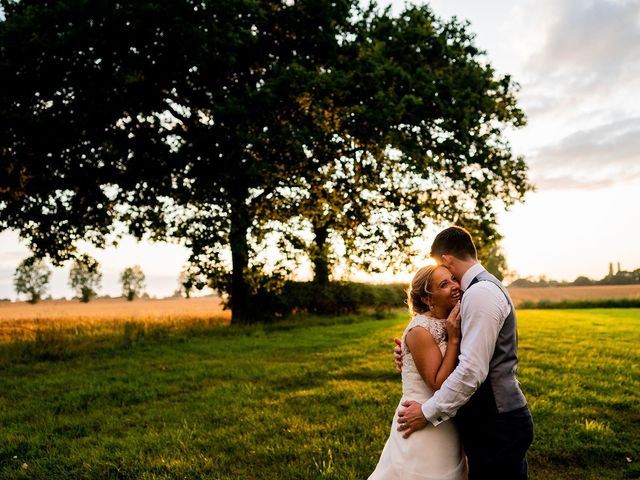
507, 284, 640, 304
0, 296, 229, 343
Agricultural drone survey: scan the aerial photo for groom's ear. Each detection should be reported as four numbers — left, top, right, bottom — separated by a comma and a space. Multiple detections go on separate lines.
440, 254, 455, 268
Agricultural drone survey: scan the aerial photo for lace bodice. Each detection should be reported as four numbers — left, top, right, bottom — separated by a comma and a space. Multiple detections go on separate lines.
400, 313, 449, 402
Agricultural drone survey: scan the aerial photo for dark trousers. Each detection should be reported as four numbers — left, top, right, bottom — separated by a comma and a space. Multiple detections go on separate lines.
456, 406, 534, 480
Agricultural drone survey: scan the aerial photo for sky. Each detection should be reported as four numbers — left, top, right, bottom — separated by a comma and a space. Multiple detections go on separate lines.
1, 0, 639, 299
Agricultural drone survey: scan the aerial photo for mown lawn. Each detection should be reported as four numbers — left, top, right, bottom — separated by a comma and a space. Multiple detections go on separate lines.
0, 309, 638, 479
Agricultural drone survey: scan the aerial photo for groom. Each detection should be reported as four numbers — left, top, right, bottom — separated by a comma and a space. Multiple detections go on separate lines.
395, 226, 534, 480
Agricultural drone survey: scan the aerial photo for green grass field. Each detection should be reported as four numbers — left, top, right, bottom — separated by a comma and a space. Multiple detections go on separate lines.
0, 309, 639, 479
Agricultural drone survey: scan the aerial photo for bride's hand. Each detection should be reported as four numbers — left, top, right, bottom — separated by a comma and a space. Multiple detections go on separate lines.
393, 338, 403, 372
446, 302, 461, 343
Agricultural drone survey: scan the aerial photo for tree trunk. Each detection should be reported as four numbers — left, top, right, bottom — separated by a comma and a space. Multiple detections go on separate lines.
312, 224, 330, 285
229, 198, 252, 325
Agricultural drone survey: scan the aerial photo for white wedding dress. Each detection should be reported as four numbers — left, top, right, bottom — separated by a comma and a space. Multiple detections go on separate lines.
368, 314, 466, 480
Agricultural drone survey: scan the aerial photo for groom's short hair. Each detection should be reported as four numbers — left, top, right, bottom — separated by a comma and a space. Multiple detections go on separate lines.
430, 226, 477, 260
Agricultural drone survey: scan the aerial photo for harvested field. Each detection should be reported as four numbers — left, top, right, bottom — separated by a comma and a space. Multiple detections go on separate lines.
507, 284, 640, 304
0, 296, 229, 343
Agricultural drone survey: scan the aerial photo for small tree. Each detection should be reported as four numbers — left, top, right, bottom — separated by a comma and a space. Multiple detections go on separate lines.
68, 254, 102, 302
175, 266, 205, 299
14, 257, 51, 303
120, 266, 146, 301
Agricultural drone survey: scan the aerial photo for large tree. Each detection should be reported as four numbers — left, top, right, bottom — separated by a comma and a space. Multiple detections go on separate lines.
1, 1, 530, 322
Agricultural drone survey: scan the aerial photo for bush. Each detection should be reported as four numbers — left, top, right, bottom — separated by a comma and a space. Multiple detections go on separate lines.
245, 281, 407, 320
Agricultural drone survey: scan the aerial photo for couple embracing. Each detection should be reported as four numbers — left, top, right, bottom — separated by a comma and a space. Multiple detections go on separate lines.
369, 226, 534, 480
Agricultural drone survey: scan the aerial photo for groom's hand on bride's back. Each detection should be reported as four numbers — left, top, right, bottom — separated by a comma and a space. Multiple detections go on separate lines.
393, 338, 403, 372
397, 400, 428, 438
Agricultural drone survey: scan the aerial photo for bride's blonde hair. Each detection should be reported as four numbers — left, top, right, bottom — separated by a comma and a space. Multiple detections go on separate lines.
407, 265, 438, 316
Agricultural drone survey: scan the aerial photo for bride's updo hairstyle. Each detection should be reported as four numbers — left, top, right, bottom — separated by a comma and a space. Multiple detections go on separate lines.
407, 265, 437, 316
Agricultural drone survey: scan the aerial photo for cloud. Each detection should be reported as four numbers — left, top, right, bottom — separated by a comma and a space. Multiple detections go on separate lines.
498, 0, 640, 190
528, 116, 640, 189
521, 0, 640, 120
528, 0, 640, 75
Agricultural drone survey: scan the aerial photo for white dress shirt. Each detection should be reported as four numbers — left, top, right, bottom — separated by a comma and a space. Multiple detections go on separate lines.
421, 263, 511, 426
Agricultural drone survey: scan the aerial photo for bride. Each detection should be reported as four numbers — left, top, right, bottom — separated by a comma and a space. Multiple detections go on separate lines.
368, 265, 466, 480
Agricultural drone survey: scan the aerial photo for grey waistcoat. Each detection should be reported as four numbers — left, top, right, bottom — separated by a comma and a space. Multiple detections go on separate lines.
458, 270, 527, 417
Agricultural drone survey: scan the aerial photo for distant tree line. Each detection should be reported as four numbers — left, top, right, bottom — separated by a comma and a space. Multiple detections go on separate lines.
509, 262, 640, 288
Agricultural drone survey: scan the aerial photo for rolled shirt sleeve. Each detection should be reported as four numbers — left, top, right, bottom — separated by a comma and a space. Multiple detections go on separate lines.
421, 279, 510, 426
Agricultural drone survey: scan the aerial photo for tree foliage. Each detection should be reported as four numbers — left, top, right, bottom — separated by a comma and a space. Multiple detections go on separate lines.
0, 0, 531, 322
253, 5, 531, 285
68, 254, 103, 302
13, 257, 51, 303
120, 266, 146, 301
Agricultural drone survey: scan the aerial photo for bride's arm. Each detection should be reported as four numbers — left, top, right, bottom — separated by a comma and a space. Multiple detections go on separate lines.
405, 327, 461, 391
